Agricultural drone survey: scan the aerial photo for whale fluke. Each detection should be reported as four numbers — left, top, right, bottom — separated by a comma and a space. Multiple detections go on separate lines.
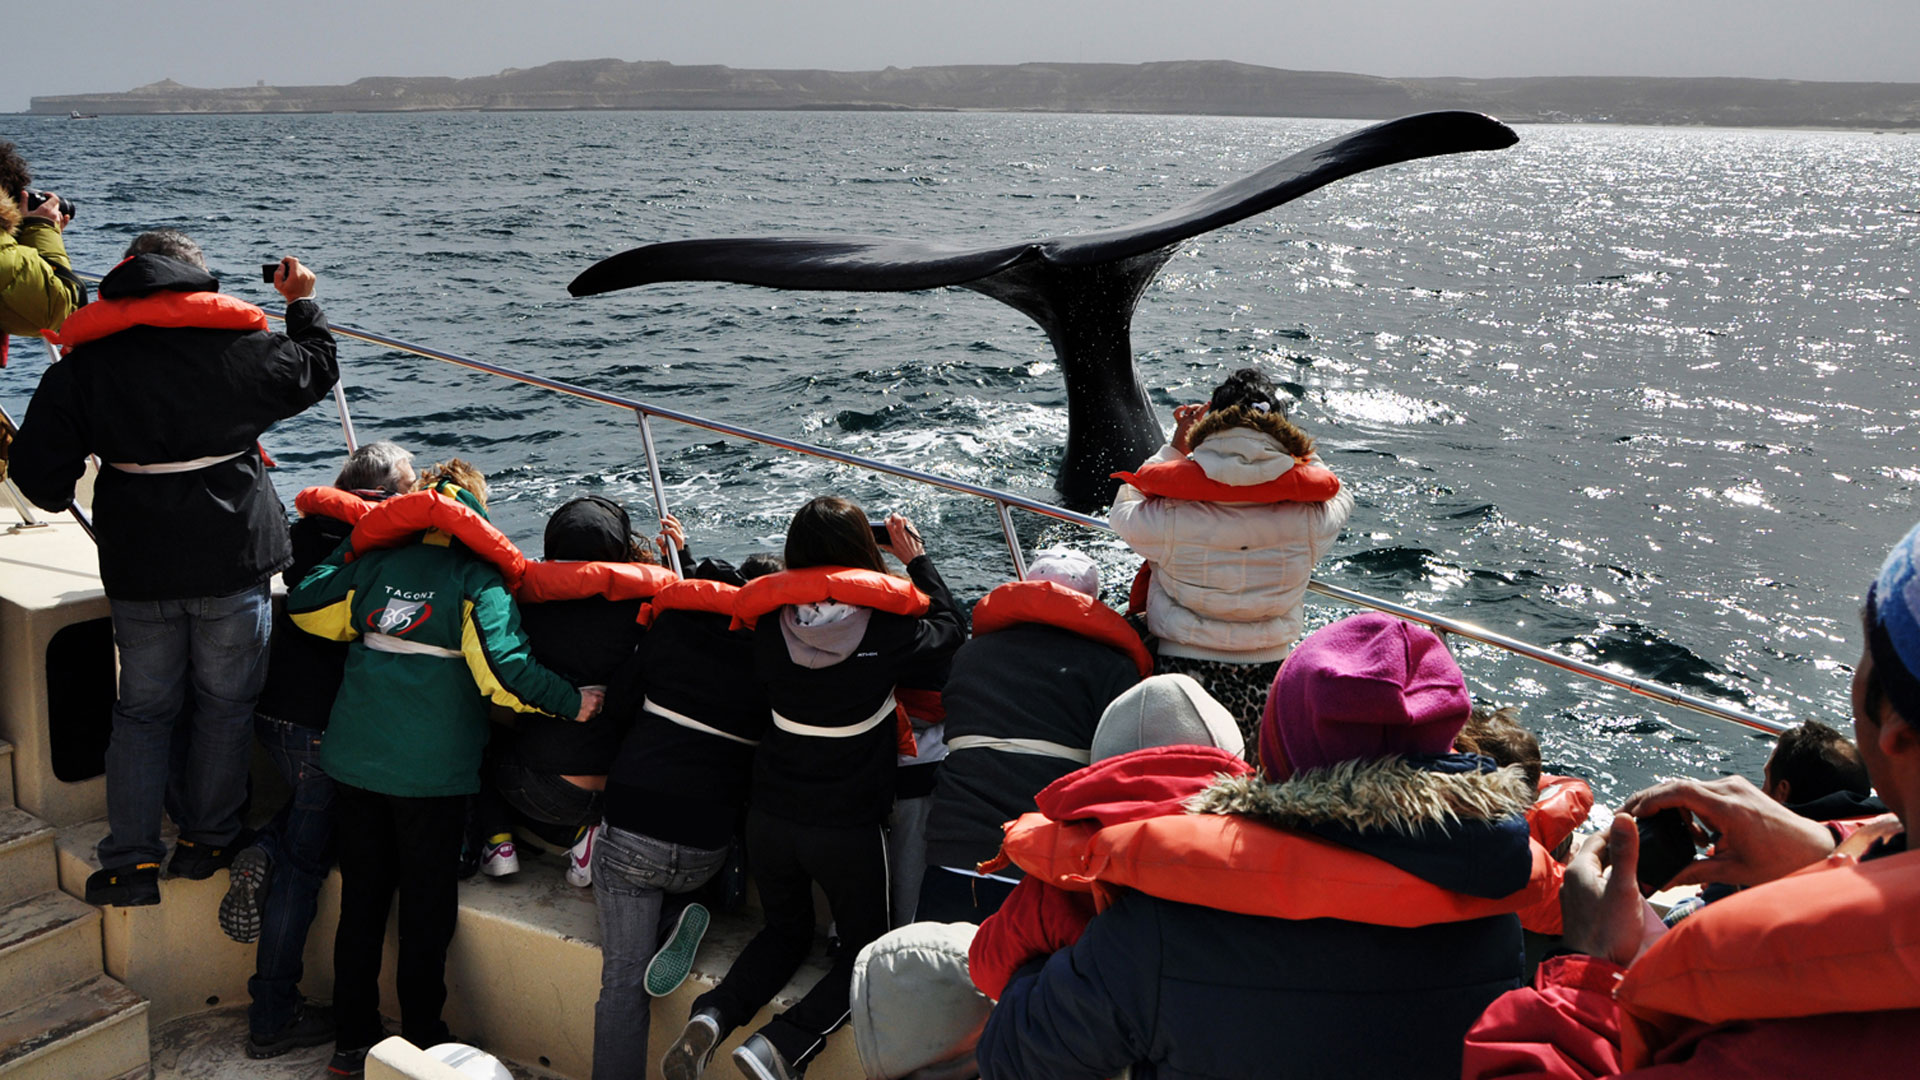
571, 111, 1518, 508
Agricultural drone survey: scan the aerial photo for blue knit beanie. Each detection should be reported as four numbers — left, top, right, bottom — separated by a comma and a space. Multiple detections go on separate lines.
1868, 520, 1920, 721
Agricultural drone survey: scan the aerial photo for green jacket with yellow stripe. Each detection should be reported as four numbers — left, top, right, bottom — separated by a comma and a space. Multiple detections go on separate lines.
287, 490, 582, 797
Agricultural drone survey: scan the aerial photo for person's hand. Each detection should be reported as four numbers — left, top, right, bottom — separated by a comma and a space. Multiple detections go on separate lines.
1559, 813, 1666, 966
21, 190, 66, 230
574, 686, 605, 724
271, 257, 317, 302
1620, 775, 1834, 888
656, 513, 687, 560
886, 513, 925, 562
1170, 402, 1208, 455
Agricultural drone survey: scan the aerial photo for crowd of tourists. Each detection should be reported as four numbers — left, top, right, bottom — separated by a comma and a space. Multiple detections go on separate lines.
2, 135, 1914, 1080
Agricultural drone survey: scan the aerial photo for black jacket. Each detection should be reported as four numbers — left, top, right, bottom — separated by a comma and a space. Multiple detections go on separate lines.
604, 606, 770, 850
511, 595, 647, 775
253, 510, 356, 730
924, 623, 1141, 875
751, 555, 967, 827
10, 255, 338, 600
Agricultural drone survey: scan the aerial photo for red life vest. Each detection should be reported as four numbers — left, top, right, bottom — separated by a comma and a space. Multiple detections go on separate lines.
516, 560, 677, 604
1615, 847, 1920, 1069
730, 566, 929, 630
49, 289, 268, 348
1112, 456, 1341, 504
637, 578, 742, 627
973, 579, 1152, 678
347, 486, 527, 589
294, 486, 376, 527
1528, 773, 1594, 852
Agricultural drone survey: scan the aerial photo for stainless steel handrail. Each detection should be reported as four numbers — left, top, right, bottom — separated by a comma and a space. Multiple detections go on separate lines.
48, 276, 1788, 736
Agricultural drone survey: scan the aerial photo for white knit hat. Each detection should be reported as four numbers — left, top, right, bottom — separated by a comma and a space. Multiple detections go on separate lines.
1027, 546, 1101, 598
1090, 674, 1245, 762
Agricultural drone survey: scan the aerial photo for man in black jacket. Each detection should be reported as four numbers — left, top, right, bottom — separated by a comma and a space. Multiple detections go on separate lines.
10, 229, 338, 907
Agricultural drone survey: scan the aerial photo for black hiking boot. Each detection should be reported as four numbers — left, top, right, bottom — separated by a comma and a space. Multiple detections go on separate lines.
84, 862, 160, 907
248, 1003, 336, 1059
168, 836, 242, 881
219, 845, 273, 943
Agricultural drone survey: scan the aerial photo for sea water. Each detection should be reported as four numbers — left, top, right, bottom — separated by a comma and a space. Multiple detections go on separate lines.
3, 110, 1916, 807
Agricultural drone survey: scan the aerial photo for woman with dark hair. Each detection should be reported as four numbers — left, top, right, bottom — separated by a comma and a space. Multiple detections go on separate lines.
1109, 367, 1353, 766
662, 496, 967, 1080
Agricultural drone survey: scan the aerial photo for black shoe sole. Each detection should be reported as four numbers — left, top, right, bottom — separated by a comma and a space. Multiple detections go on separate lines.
84, 886, 160, 907
219, 848, 272, 944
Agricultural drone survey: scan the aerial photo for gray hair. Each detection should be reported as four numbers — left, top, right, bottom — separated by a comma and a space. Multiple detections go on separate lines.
334, 441, 414, 495
122, 229, 206, 270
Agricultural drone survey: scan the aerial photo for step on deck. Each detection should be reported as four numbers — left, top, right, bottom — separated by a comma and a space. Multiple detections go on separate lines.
0, 809, 57, 908
0, 891, 103, 1008
0, 973, 149, 1080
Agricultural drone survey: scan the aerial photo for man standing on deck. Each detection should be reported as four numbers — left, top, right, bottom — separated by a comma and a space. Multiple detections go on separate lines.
9, 230, 338, 907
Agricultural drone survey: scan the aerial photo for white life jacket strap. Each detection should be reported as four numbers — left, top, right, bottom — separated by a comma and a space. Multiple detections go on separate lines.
108, 449, 248, 475
945, 734, 1092, 764
644, 696, 761, 747
363, 632, 462, 659
770, 694, 897, 739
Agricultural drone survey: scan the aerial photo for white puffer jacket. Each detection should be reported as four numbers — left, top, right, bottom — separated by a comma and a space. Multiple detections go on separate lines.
1109, 429, 1353, 662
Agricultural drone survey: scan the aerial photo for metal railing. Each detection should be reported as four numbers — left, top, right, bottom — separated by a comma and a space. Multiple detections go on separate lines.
36, 281, 1790, 737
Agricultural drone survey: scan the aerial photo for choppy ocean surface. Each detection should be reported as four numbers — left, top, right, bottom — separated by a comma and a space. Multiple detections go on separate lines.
4, 110, 1918, 809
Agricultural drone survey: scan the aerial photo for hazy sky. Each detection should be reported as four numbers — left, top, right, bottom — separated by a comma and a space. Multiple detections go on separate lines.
7, 0, 1918, 112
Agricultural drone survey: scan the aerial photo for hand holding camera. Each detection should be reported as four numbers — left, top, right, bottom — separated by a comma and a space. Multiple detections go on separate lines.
264, 257, 317, 303
22, 189, 74, 230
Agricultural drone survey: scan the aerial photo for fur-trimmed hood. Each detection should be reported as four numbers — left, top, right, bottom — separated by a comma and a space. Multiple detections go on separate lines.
1189, 754, 1538, 899
0, 190, 19, 235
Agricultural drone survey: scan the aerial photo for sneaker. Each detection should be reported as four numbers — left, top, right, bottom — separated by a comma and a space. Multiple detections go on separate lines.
248, 1003, 336, 1059
85, 863, 161, 907
565, 824, 599, 888
328, 1043, 372, 1077
169, 837, 241, 881
646, 902, 711, 997
480, 833, 519, 877
662, 1009, 723, 1080
732, 1033, 800, 1080
219, 846, 273, 944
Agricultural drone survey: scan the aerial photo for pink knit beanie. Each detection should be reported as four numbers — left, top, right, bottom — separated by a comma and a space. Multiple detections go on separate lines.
1259, 612, 1471, 779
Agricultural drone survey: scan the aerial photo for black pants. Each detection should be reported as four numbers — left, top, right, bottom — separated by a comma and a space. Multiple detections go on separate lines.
332, 782, 466, 1050
693, 807, 890, 1069
473, 740, 604, 848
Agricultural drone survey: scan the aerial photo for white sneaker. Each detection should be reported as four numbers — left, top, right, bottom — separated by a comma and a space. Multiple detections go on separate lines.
481, 834, 520, 877
565, 824, 599, 888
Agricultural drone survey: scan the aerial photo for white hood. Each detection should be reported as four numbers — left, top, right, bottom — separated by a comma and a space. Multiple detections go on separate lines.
1188, 428, 1297, 489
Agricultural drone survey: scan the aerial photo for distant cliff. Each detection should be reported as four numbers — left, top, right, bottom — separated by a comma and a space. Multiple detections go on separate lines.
28, 59, 1920, 129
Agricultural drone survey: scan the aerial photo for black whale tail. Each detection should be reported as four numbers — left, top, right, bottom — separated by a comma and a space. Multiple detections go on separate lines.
570, 111, 1518, 509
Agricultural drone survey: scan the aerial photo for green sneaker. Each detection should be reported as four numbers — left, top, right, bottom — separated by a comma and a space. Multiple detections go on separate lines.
645, 902, 710, 997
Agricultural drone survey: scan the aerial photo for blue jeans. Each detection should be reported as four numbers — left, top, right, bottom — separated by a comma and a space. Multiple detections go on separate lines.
591, 825, 728, 1080
98, 584, 272, 868
247, 715, 335, 1035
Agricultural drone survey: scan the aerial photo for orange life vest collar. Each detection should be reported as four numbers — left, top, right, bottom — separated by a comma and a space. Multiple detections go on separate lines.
516, 560, 677, 604
1000, 807, 1555, 929
1528, 774, 1594, 852
294, 486, 376, 527
973, 580, 1152, 678
347, 487, 527, 589
637, 578, 743, 627
1113, 456, 1341, 504
49, 289, 269, 348
731, 566, 929, 630
1615, 846, 1920, 1068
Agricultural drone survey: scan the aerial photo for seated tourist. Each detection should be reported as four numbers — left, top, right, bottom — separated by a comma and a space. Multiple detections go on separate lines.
976, 612, 1550, 1080
288, 459, 600, 1075
1762, 718, 1886, 819
217, 441, 414, 1060
474, 498, 675, 885
590, 551, 781, 1080
1463, 520, 1920, 1078
1109, 366, 1353, 767
1455, 703, 1594, 938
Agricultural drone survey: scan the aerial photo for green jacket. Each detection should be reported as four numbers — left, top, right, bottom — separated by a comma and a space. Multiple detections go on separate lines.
0, 197, 83, 338
287, 486, 582, 797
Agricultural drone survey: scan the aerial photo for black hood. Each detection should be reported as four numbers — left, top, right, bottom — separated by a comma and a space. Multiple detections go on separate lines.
99, 254, 219, 300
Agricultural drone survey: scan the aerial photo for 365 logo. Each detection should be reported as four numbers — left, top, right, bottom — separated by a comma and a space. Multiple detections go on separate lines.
369, 597, 432, 636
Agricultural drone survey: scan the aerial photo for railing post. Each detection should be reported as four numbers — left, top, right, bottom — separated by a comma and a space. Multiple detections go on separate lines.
0, 387, 94, 540
333, 379, 358, 453
995, 500, 1028, 580
633, 408, 682, 578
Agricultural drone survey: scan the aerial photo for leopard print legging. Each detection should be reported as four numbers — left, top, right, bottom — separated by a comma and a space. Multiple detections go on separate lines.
1151, 654, 1282, 772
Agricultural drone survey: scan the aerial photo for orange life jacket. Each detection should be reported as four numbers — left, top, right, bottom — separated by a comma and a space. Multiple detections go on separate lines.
973, 579, 1153, 678
637, 578, 743, 627
347, 487, 527, 589
294, 486, 376, 527
1615, 847, 1920, 1069
999, 806, 1555, 928
731, 566, 930, 630
515, 560, 678, 604
49, 288, 269, 348
1529, 773, 1594, 852
1112, 456, 1341, 504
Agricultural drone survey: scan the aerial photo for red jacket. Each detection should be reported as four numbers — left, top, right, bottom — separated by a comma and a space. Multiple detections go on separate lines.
1463, 844, 1920, 1079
